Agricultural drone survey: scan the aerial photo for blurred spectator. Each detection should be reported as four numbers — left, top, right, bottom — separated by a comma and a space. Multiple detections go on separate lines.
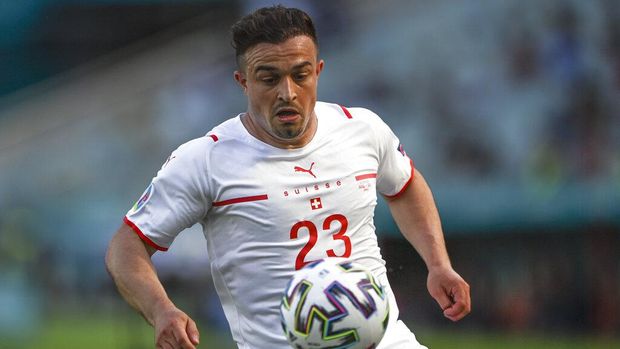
535, 77, 613, 180
542, 6, 586, 88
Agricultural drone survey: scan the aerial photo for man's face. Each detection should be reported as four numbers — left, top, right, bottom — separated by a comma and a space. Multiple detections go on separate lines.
235, 35, 324, 147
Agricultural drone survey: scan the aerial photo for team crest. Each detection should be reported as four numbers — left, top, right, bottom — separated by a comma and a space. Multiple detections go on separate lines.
129, 183, 153, 215
310, 197, 322, 210
397, 144, 406, 157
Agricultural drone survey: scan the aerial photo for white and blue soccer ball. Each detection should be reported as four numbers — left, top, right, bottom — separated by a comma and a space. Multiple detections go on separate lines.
280, 258, 390, 349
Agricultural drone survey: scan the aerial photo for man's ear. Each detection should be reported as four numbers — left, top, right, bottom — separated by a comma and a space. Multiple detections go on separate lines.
234, 71, 248, 94
316, 59, 325, 77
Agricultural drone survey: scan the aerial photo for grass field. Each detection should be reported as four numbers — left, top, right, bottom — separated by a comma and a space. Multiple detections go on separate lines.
1, 312, 618, 349
418, 329, 619, 349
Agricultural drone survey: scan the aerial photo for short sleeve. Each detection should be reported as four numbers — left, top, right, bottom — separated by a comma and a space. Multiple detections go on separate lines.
363, 110, 414, 197
124, 138, 211, 251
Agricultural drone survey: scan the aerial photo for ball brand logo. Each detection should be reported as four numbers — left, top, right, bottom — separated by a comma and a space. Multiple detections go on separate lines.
294, 162, 317, 178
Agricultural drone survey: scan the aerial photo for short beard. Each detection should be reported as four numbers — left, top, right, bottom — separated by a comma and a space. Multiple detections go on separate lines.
275, 126, 302, 139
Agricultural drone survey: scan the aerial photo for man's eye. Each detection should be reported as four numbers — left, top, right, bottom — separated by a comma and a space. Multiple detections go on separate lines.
261, 76, 277, 84
294, 74, 308, 81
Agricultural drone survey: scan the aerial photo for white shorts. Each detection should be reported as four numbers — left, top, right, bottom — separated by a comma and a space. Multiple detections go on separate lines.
376, 274, 428, 349
377, 319, 428, 349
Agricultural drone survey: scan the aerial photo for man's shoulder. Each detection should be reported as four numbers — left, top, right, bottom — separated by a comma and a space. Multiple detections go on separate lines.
316, 101, 385, 127
173, 116, 241, 157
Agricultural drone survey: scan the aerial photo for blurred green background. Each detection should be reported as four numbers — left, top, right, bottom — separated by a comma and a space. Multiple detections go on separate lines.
1, 0, 619, 348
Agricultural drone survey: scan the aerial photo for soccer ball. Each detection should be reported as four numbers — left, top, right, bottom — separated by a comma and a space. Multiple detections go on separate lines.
280, 258, 390, 349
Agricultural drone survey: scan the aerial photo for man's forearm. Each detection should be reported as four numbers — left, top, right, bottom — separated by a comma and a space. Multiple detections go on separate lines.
386, 169, 471, 321
105, 224, 173, 325
385, 170, 451, 270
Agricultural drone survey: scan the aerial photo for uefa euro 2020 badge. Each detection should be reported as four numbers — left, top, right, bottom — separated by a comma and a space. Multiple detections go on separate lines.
129, 183, 154, 215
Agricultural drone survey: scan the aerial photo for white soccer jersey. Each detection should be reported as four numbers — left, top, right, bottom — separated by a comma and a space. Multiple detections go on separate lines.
125, 101, 415, 348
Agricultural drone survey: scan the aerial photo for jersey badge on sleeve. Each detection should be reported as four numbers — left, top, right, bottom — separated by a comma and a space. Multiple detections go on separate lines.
397, 143, 407, 157
129, 183, 154, 215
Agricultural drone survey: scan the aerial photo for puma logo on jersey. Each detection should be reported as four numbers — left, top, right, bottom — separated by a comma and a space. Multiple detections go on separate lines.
294, 162, 316, 178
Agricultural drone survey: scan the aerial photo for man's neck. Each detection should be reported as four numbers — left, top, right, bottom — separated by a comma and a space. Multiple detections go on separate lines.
240, 112, 318, 149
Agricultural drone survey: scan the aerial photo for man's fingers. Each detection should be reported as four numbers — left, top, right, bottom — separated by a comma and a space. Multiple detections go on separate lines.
430, 287, 454, 311
171, 323, 197, 349
156, 330, 178, 349
186, 318, 200, 345
443, 285, 471, 321
154, 308, 199, 349
428, 268, 471, 322
157, 337, 178, 349
443, 300, 467, 321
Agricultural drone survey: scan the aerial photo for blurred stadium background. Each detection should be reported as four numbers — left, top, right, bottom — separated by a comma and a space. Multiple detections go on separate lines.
0, 0, 619, 348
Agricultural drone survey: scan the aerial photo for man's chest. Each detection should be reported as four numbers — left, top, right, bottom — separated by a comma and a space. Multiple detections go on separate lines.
205, 141, 381, 229
204, 144, 382, 269
212, 142, 376, 205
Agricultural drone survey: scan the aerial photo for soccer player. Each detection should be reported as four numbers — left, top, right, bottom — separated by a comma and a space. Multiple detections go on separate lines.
105, 5, 470, 349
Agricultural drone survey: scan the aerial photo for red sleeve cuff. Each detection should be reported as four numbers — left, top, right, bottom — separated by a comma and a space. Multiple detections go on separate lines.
123, 216, 169, 251
383, 158, 415, 199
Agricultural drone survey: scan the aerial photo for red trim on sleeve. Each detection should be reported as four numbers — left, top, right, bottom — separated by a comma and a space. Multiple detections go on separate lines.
208, 134, 219, 142
355, 173, 377, 181
123, 216, 169, 251
383, 158, 415, 199
212, 194, 269, 207
339, 105, 353, 119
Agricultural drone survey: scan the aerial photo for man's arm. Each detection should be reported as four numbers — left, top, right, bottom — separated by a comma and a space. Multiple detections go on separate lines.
384, 170, 471, 321
105, 223, 200, 348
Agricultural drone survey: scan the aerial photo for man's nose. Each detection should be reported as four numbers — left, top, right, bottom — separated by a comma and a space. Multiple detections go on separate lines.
277, 77, 297, 101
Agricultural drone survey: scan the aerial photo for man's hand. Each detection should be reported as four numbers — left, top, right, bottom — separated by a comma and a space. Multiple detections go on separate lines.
427, 266, 471, 322
153, 306, 200, 349
106, 224, 201, 348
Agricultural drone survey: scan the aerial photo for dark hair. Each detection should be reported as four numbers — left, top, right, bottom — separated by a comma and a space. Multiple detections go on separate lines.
231, 5, 318, 66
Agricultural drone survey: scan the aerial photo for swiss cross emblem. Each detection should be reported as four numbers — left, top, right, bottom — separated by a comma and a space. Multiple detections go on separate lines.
310, 197, 322, 210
